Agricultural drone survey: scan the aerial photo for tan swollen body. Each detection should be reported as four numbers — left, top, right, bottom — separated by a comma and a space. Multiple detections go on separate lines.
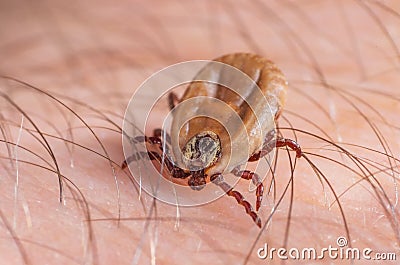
173, 53, 288, 175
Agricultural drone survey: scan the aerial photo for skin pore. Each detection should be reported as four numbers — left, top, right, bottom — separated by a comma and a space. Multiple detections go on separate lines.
1, 0, 400, 264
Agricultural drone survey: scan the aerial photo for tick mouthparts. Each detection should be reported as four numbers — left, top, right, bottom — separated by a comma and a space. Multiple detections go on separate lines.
188, 169, 207, 190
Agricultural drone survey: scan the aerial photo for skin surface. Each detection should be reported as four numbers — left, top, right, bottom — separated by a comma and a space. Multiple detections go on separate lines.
0, 1, 400, 264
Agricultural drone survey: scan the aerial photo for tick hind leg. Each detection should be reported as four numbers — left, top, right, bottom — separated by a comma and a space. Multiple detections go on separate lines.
210, 173, 262, 228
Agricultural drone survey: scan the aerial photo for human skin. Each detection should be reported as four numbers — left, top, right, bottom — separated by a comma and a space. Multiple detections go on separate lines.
0, 1, 399, 264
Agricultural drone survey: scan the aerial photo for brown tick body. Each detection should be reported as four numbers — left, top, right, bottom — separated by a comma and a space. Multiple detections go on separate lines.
123, 53, 302, 228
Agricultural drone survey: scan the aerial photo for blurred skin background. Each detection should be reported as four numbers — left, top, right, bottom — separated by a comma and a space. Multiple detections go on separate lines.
0, 0, 400, 264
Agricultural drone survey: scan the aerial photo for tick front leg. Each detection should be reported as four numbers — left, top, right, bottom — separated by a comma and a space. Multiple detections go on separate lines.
233, 170, 264, 211
210, 173, 262, 228
122, 147, 190, 180
121, 135, 162, 168
153, 128, 172, 145
121, 150, 159, 169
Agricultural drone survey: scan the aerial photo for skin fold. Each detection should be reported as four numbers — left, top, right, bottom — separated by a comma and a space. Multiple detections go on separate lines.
0, 1, 399, 264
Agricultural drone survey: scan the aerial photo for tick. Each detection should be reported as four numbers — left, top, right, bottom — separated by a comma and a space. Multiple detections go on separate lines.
123, 53, 302, 228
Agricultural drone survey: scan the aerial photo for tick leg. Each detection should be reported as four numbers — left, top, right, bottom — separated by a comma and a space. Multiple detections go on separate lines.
122, 135, 163, 168
248, 130, 276, 162
249, 136, 302, 162
210, 173, 262, 228
149, 151, 189, 179
121, 151, 158, 169
128, 135, 162, 145
275, 138, 302, 158
122, 133, 189, 178
233, 170, 264, 211
122, 148, 189, 180
153, 128, 172, 145
168, 92, 179, 111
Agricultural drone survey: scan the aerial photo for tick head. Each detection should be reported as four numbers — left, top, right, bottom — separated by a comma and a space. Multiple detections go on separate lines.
182, 131, 221, 171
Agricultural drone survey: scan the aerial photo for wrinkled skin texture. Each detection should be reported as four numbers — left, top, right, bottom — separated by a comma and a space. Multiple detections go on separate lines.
0, 1, 400, 264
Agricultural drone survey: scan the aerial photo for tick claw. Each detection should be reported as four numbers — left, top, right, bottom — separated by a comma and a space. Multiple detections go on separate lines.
256, 218, 262, 228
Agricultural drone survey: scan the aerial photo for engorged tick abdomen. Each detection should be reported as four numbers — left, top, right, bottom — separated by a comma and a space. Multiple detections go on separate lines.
171, 53, 288, 175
